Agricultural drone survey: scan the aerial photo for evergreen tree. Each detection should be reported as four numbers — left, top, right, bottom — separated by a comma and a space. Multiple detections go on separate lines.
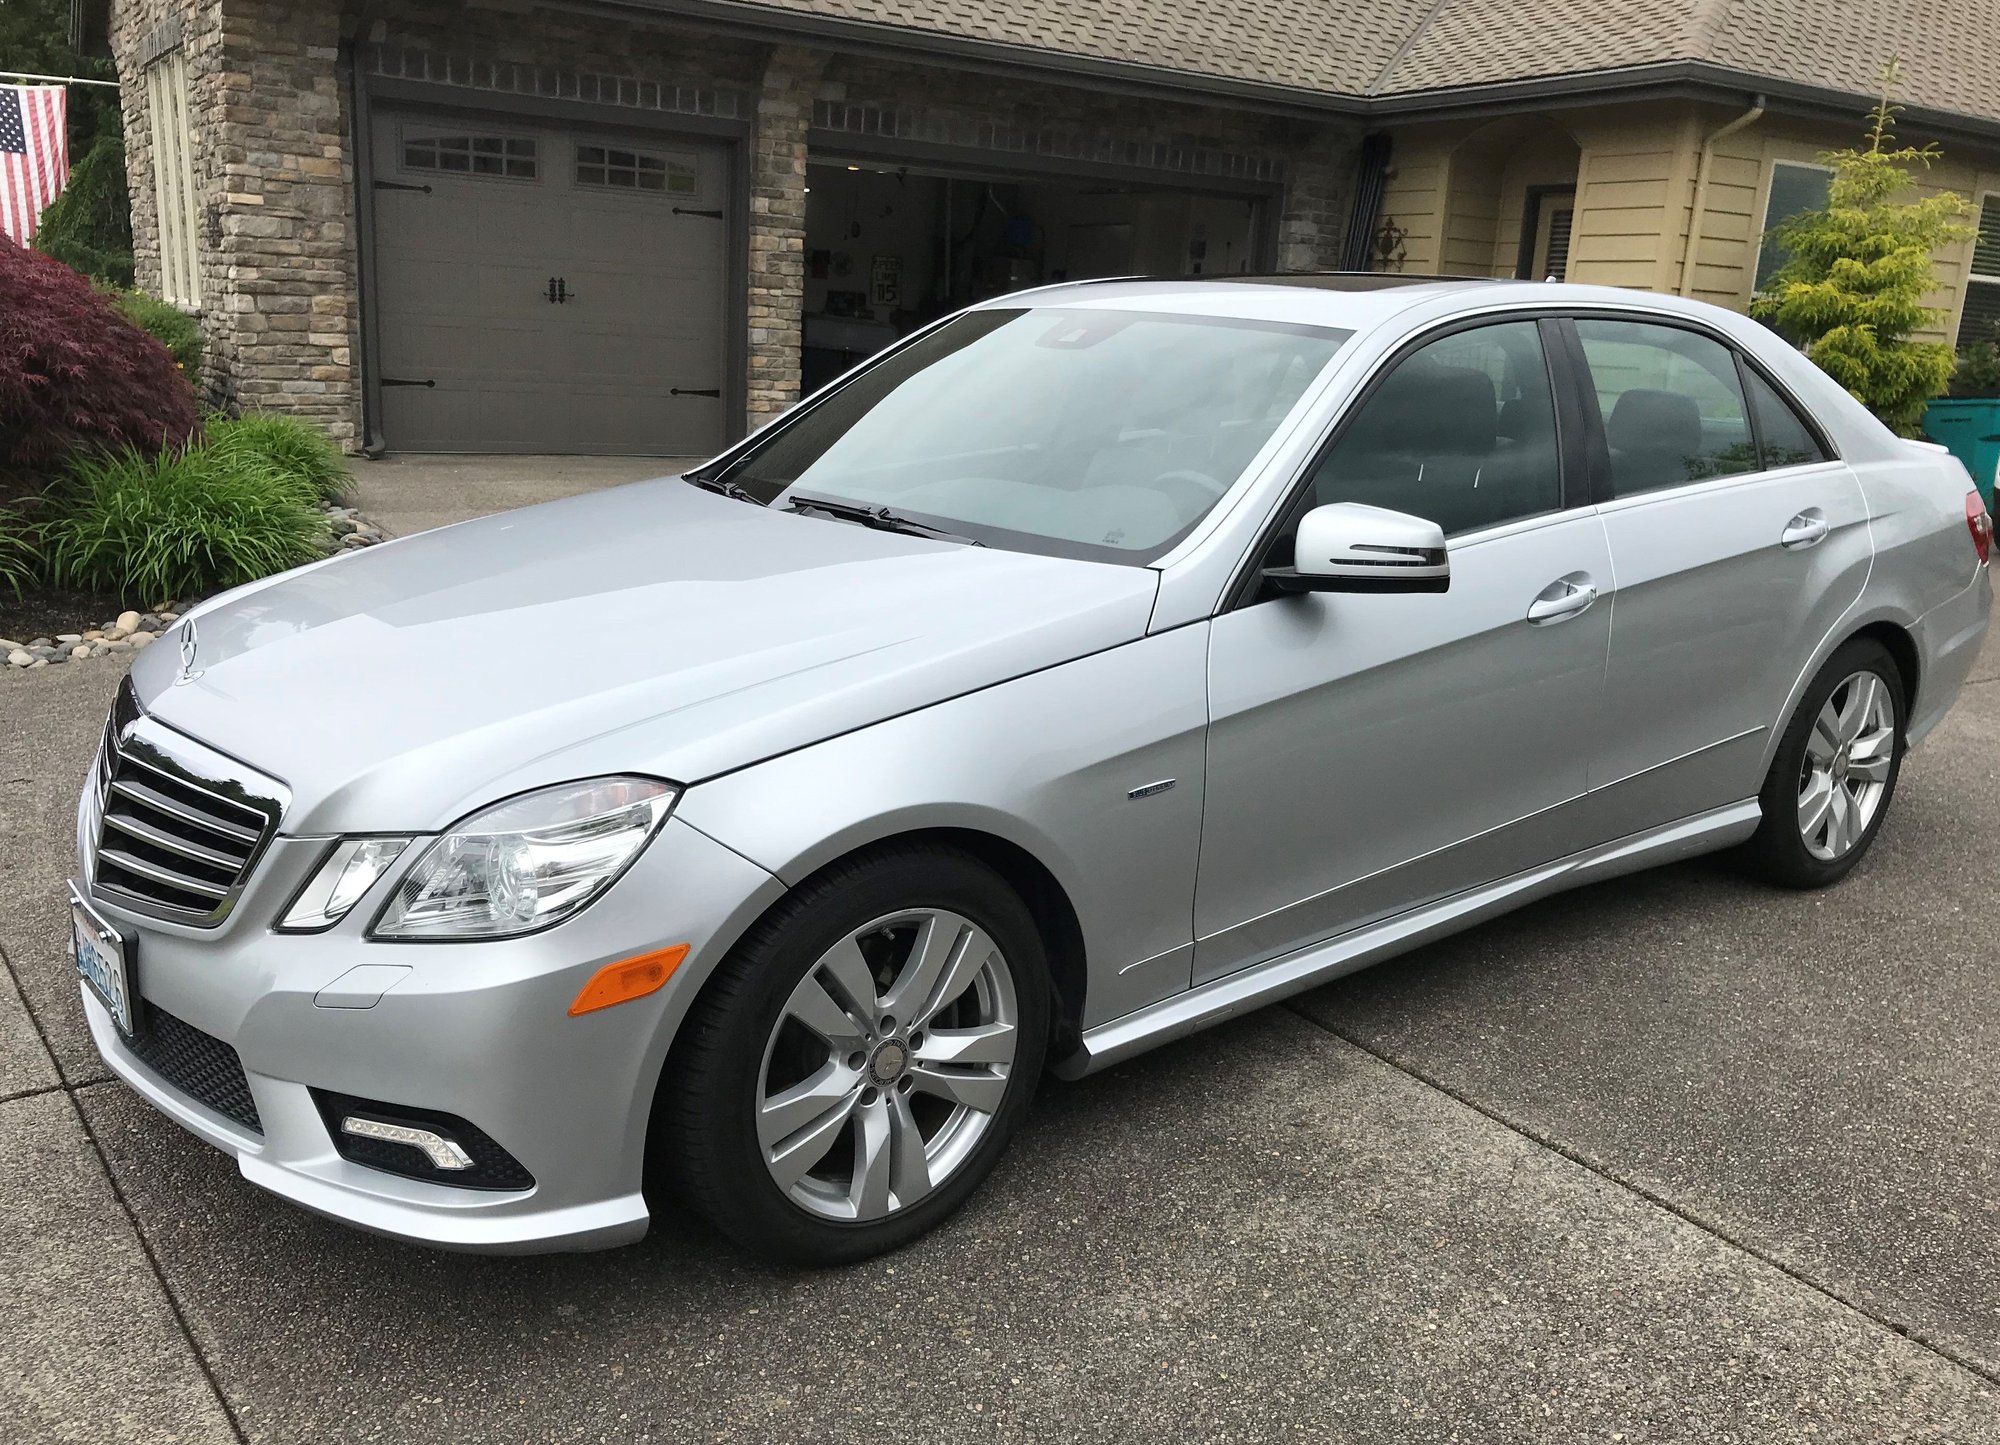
1751, 63, 1973, 435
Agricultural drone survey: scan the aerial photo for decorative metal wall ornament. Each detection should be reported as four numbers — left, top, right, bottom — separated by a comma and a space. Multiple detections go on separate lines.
1372, 216, 1408, 273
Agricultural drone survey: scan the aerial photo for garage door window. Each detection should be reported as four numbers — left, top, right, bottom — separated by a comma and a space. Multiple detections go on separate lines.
403, 133, 538, 180
576, 144, 697, 195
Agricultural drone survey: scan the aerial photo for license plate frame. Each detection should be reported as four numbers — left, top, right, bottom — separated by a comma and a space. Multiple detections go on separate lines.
70, 885, 140, 1039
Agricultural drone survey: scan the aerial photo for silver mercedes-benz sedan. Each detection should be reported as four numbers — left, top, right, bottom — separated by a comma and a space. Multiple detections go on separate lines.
73, 276, 1991, 1263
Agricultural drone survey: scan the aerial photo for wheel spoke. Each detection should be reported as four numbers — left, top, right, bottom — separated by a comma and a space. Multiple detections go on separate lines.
1837, 675, 1880, 744
1798, 772, 1834, 842
910, 1063, 1008, 1114
759, 1060, 860, 1150
887, 1091, 933, 1206
817, 935, 880, 1020
1848, 752, 1892, 785
915, 927, 997, 1027
1826, 786, 1855, 854
782, 973, 867, 1050
1809, 703, 1842, 765
766, 1079, 861, 1190
881, 913, 963, 1023
849, 1094, 894, 1218
914, 1021, 1017, 1066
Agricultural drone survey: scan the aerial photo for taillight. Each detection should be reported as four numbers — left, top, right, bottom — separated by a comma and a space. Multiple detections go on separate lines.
1968, 492, 1993, 565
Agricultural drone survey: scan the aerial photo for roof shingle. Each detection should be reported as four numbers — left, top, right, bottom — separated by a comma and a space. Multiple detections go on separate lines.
724, 0, 2000, 128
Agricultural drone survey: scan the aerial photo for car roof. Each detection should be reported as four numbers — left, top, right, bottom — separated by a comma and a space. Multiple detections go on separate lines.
980, 274, 1736, 332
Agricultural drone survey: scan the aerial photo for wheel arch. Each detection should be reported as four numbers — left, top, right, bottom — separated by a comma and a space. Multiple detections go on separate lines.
1846, 619, 1920, 714
652, 825, 1091, 1123
1761, 607, 1924, 776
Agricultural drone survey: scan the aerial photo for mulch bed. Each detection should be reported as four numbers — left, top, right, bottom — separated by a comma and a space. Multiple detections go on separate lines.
0, 586, 143, 647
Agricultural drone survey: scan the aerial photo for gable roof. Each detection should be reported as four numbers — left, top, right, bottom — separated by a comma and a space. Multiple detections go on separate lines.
692, 0, 2000, 133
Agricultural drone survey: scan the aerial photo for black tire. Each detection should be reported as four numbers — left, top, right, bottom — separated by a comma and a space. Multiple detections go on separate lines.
1739, 637, 1907, 889
653, 843, 1050, 1265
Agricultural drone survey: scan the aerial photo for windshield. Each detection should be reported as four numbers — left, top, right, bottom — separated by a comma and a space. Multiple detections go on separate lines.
699, 307, 1351, 564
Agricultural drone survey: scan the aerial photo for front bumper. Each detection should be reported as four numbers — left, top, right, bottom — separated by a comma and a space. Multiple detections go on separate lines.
78, 812, 785, 1253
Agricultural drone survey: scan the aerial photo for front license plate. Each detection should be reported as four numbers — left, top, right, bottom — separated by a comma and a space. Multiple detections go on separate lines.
70, 888, 138, 1037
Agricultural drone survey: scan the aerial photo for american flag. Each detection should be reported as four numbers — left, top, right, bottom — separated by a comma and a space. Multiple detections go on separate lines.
0, 85, 69, 246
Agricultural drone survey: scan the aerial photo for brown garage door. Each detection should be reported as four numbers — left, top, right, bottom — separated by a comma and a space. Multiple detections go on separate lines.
368, 109, 730, 454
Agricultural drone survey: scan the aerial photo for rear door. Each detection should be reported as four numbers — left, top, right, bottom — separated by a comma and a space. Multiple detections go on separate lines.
1565, 315, 1870, 838
1194, 317, 1613, 982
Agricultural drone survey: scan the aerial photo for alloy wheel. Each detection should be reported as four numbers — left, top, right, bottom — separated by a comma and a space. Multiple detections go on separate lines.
1797, 669, 1896, 861
756, 908, 1019, 1223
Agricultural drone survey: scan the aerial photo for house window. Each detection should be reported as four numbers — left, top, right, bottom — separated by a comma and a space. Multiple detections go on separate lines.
402, 133, 538, 179
1956, 195, 2000, 349
1753, 161, 1834, 293
574, 144, 697, 194
143, 49, 201, 307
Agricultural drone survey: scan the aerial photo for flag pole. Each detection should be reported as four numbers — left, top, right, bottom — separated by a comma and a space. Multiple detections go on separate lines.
0, 70, 120, 88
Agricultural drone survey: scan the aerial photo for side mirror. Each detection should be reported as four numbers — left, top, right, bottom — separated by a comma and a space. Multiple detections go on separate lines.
1263, 502, 1450, 595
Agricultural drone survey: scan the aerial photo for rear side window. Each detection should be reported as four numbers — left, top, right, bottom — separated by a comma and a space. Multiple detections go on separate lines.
1307, 320, 1561, 536
1744, 367, 1830, 469
1575, 319, 1757, 496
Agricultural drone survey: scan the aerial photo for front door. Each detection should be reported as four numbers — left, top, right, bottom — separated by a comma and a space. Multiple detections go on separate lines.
1518, 186, 1575, 282
1195, 318, 1611, 981
1565, 316, 1871, 835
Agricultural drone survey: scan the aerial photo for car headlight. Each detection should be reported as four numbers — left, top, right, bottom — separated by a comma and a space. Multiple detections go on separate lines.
371, 777, 678, 941
278, 838, 412, 932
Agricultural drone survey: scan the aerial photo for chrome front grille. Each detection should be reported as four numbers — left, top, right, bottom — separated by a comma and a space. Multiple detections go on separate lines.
86, 681, 285, 926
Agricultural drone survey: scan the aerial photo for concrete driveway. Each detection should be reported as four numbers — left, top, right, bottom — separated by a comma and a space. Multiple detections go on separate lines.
3, 495, 1997, 1438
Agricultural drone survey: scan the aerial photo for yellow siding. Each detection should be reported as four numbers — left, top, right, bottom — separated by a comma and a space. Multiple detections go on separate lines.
1377, 100, 2000, 347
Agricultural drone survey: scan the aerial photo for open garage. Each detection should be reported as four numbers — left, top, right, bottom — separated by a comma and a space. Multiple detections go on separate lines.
799, 155, 1267, 393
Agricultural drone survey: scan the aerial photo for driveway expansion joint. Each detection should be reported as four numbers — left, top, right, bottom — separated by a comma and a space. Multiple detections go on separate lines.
0, 938, 251, 1443
1283, 1000, 2000, 1393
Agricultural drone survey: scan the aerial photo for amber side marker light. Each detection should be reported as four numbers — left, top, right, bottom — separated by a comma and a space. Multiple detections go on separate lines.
568, 945, 690, 1017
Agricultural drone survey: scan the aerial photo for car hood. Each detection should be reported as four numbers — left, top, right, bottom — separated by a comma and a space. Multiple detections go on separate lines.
130, 480, 1159, 833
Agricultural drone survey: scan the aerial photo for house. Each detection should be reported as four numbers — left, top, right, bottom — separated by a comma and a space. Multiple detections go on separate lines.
84, 0, 2000, 457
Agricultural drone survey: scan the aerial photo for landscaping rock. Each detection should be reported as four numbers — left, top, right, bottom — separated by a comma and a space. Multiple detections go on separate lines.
44, 650, 65, 665
6, 650, 30, 667
55, 633, 81, 644
114, 610, 141, 634
0, 638, 20, 652
129, 632, 155, 647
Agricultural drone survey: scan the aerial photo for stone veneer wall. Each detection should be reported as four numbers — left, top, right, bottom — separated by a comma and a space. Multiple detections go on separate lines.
115, 0, 359, 444
114, 0, 1359, 448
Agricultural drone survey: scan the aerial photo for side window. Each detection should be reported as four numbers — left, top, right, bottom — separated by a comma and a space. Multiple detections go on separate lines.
1744, 367, 1829, 469
1575, 319, 1757, 497
1307, 320, 1561, 536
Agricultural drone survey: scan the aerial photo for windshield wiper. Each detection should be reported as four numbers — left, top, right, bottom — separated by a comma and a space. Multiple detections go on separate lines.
683, 473, 765, 505
784, 493, 984, 546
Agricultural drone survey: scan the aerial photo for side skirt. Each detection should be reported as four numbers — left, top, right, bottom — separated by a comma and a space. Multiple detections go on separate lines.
1053, 799, 1762, 1079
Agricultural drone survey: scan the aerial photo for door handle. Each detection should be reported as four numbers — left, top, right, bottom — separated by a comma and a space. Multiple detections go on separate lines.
1781, 509, 1829, 549
1527, 575, 1598, 625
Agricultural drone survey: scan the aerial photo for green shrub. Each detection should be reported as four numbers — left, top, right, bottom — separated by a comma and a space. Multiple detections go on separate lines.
1951, 339, 2000, 399
206, 412, 349, 504
35, 130, 135, 289
113, 291, 202, 379
42, 444, 331, 602
0, 507, 40, 600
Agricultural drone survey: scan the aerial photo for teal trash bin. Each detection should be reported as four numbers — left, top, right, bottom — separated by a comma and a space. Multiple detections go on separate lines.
1921, 399, 2000, 507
